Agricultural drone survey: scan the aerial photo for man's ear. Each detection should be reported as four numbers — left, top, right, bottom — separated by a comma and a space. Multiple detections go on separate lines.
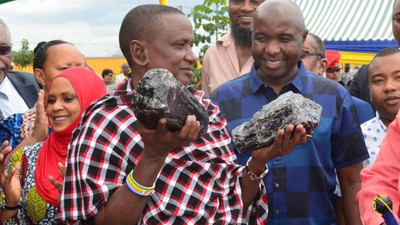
130, 40, 148, 66
302, 29, 309, 44
318, 58, 329, 76
34, 68, 46, 88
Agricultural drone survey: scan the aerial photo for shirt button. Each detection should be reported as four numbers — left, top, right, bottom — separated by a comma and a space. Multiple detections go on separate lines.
275, 209, 280, 215
275, 157, 280, 161
275, 183, 279, 188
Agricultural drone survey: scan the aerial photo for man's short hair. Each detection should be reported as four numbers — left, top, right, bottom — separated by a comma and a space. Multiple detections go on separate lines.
0, 18, 11, 45
368, 48, 400, 77
119, 4, 184, 67
101, 68, 113, 78
373, 47, 400, 59
308, 33, 325, 58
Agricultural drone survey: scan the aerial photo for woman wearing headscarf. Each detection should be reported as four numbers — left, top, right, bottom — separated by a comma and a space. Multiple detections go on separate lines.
0, 67, 107, 224
0, 40, 86, 150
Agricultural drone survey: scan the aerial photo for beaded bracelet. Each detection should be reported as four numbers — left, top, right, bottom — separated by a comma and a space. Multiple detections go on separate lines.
125, 170, 155, 197
245, 157, 269, 182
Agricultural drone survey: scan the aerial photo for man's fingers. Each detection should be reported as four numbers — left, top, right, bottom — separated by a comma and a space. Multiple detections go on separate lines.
49, 175, 62, 192
180, 115, 201, 142
58, 162, 66, 178
292, 125, 307, 144
284, 125, 294, 140
1, 140, 9, 151
0, 149, 13, 171
5, 162, 20, 184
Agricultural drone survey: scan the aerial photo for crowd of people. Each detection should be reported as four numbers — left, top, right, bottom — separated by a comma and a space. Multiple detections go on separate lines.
0, 0, 399, 224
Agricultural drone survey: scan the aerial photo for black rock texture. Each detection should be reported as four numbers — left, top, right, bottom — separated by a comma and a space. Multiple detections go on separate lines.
232, 91, 322, 154
132, 68, 209, 136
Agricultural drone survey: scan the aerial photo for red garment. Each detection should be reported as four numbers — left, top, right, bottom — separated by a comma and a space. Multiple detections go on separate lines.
35, 67, 107, 206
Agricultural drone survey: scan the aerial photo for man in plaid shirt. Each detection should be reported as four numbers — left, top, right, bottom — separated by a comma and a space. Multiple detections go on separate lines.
57, 4, 307, 225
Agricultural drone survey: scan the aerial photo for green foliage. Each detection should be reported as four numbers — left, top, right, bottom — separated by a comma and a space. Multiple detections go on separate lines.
12, 39, 34, 69
188, 0, 230, 89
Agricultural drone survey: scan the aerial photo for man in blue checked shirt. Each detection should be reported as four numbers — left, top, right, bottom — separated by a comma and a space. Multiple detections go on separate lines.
211, 0, 368, 224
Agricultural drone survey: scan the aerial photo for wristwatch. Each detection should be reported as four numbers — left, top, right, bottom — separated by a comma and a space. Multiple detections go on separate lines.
0, 196, 21, 210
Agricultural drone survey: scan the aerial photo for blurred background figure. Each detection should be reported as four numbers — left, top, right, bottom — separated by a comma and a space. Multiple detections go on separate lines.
301, 33, 328, 76
102, 68, 117, 93
0, 18, 39, 118
341, 63, 358, 87
201, 0, 265, 96
115, 62, 130, 85
325, 50, 343, 84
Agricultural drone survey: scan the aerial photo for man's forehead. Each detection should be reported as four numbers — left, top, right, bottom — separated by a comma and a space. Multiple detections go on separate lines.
394, 0, 400, 12
0, 25, 10, 45
371, 54, 400, 69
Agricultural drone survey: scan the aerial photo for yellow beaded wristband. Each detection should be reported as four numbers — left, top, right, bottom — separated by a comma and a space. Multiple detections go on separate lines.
126, 170, 155, 197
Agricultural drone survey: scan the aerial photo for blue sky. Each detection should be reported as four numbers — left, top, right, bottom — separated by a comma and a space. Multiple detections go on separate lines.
0, 0, 208, 57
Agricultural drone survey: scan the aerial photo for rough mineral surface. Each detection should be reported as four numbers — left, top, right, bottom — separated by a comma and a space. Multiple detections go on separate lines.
132, 68, 209, 136
232, 91, 322, 154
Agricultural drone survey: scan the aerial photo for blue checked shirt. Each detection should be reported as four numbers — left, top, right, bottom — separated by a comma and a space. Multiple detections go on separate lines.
211, 62, 369, 225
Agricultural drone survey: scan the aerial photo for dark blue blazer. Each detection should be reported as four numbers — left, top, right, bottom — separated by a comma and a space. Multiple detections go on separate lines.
7, 71, 39, 108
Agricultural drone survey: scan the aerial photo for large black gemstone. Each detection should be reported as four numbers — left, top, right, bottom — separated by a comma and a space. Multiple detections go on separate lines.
232, 91, 322, 154
132, 69, 209, 136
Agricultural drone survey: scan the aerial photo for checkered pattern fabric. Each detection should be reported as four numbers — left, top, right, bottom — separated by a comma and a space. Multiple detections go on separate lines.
58, 88, 269, 224
116, 77, 133, 92
211, 62, 369, 225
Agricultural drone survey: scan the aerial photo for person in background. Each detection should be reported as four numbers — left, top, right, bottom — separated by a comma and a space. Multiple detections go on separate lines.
341, 63, 357, 86
350, 1, 400, 111
356, 50, 400, 224
102, 68, 117, 94
301, 32, 328, 76
201, 0, 265, 96
0, 40, 86, 152
0, 68, 107, 224
0, 18, 39, 118
102, 68, 113, 85
325, 50, 343, 83
114, 62, 130, 85
302, 34, 374, 125
302, 32, 375, 225
360, 48, 400, 167
211, 1, 367, 224
58, 4, 307, 224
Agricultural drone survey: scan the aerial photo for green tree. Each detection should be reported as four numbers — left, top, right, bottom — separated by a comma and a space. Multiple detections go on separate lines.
188, 0, 230, 89
12, 39, 34, 69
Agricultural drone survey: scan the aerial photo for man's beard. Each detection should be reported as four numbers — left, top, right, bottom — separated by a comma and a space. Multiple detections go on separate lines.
231, 23, 252, 47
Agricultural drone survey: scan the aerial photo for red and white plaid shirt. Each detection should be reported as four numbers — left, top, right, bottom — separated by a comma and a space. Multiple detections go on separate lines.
57, 82, 268, 224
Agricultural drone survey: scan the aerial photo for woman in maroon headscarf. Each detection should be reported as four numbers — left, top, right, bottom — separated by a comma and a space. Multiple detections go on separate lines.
0, 67, 107, 224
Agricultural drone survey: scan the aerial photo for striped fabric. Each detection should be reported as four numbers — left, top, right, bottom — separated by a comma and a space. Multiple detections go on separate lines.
201, 32, 254, 96
296, 0, 393, 41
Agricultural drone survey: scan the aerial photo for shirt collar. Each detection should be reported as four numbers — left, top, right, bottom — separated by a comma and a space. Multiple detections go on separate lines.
248, 61, 307, 94
376, 113, 389, 132
0, 76, 11, 98
217, 32, 234, 48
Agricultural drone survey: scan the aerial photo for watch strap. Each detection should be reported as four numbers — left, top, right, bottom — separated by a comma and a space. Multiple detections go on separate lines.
1, 197, 21, 210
